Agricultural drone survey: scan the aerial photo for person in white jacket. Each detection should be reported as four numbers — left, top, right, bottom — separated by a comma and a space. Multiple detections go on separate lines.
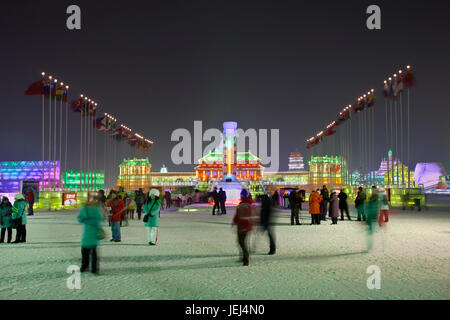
378, 188, 389, 228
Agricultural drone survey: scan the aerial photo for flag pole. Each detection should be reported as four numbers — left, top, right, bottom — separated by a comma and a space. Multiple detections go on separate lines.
80, 95, 84, 192
400, 91, 404, 188
41, 72, 46, 192
53, 79, 57, 191
87, 100, 91, 192
394, 98, 399, 189
48, 76, 53, 193
59, 82, 63, 192
385, 97, 390, 188
64, 85, 69, 190
406, 66, 414, 189
407, 87, 411, 188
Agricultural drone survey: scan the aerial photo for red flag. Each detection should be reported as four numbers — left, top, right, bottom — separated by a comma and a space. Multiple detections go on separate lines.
403, 69, 416, 88
25, 79, 44, 96
71, 98, 83, 112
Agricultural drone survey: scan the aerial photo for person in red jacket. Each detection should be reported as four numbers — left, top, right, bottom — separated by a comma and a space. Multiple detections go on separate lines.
107, 193, 125, 242
232, 189, 256, 266
26, 189, 35, 216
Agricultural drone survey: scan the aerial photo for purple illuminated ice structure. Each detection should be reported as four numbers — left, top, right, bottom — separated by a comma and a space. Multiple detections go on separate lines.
414, 162, 447, 189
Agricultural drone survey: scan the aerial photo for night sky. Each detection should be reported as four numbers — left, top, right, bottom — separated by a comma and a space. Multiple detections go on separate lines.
1, 0, 450, 173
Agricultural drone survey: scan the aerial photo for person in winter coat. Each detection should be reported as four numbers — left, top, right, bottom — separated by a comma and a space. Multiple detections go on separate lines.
77, 195, 103, 274
0, 197, 13, 243
122, 195, 131, 225
365, 187, 379, 251
338, 190, 351, 221
272, 191, 280, 207
260, 193, 276, 255
12, 194, 27, 243
135, 189, 145, 220
210, 188, 220, 215
355, 187, 366, 221
328, 192, 340, 224
232, 189, 256, 266
143, 189, 163, 245
107, 193, 125, 242
218, 188, 227, 215
309, 190, 322, 225
320, 185, 330, 221
26, 189, 35, 216
97, 190, 108, 220
289, 190, 301, 225
378, 188, 390, 228
128, 196, 136, 220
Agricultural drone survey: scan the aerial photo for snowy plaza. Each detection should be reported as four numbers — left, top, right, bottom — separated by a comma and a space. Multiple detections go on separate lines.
0, 198, 448, 300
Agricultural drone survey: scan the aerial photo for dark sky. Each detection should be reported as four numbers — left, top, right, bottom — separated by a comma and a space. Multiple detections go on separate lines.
1, 0, 449, 174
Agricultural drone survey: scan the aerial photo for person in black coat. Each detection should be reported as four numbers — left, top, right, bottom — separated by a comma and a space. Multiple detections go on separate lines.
338, 190, 351, 220
272, 191, 280, 207
320, 185, 330, 221
218, 188, 227, 215
288, 190, 301, 225
210, 188, 220, 215
260, 194, 276, 255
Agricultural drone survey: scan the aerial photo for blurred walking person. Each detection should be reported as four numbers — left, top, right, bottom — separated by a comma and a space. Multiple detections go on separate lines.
365, 186, 379, 252
328, 191, 339, 225
0, 197, 13, 243
355, 187, 366, 221
309, 189, 322, 225
260, 193, 276, 255
338, 190, 351, 221
232, 189, 255, 266
77, 195, 103, 274
143, 189, 162, 245
12, 194, 27, 243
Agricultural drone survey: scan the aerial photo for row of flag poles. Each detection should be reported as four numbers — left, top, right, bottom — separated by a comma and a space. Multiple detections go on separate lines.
25, 72, 154, 192
305, 65, 416, 189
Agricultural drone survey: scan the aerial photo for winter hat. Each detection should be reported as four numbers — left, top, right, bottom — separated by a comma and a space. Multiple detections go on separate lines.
240, 189, 249, 200
15, 194, 25, 201
149, 189, 160, 197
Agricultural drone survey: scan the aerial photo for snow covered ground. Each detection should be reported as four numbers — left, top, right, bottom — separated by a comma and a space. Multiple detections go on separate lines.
0, 202, 449, 300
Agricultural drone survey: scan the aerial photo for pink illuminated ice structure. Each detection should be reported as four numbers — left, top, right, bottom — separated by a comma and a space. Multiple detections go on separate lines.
414, 162, 447, 189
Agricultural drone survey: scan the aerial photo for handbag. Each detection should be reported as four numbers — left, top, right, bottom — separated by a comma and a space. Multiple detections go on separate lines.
143, 214, 149, 223
97, 227, 106, 240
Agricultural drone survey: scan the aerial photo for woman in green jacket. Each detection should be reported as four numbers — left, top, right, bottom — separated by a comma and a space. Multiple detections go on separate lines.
12, 194, 27, 243
77, 196, 103, 274
143, 189, 162, 245
0, 197, 13, 243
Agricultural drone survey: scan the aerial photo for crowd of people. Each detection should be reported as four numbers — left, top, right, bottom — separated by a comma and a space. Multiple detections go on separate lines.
77, 187, 163, 274
270, 186, 390, 228
77, 184, 391, 271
